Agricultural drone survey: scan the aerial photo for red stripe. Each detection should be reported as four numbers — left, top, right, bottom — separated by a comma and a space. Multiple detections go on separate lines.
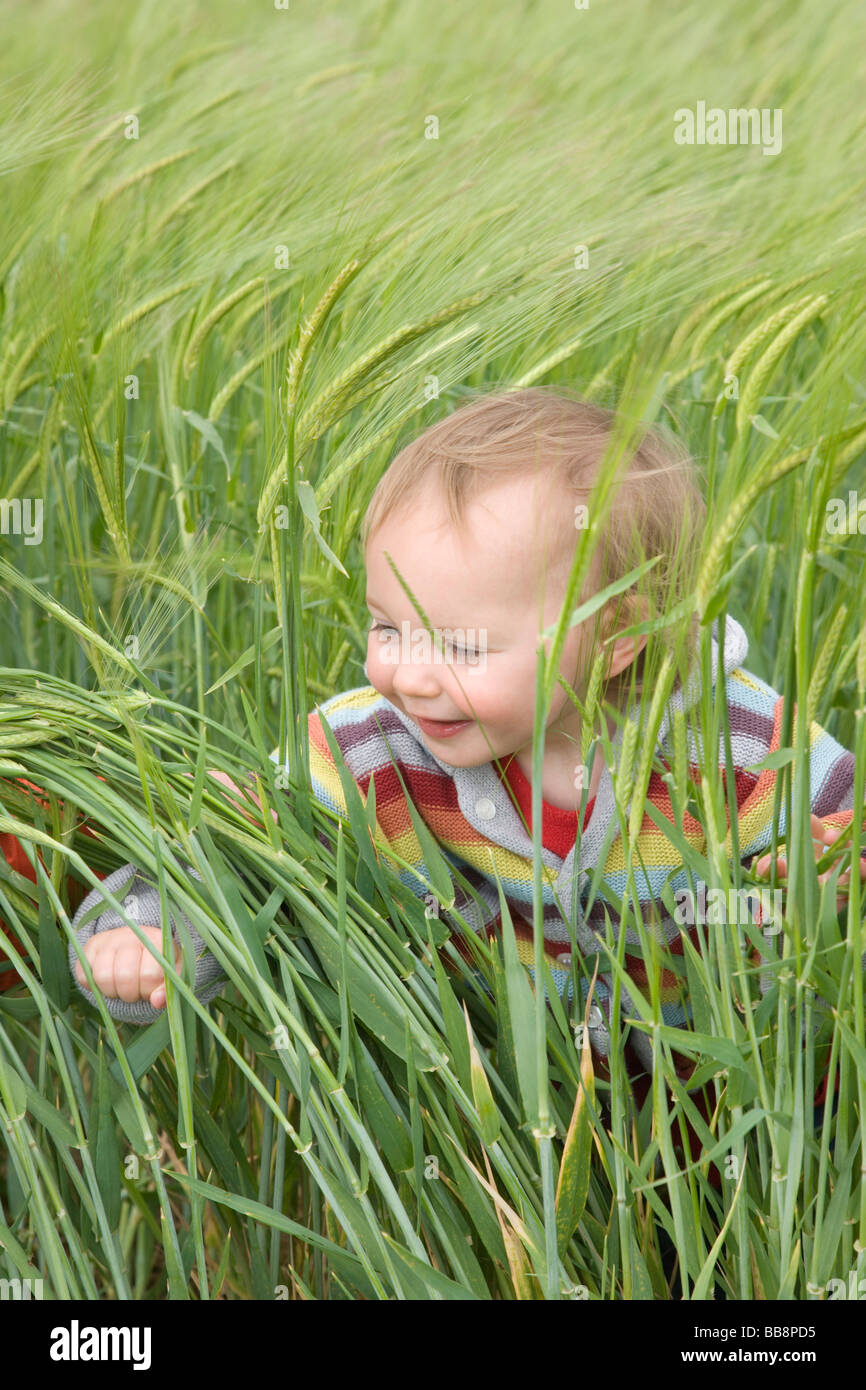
0, 780, 106, 993
495, 755, 593, 858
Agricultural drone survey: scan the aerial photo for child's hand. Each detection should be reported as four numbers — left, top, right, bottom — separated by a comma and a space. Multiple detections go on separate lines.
75, 926, 183, 1010
184, 769, 277, 825
206, 770, 271, 823
753, 814, 866, 913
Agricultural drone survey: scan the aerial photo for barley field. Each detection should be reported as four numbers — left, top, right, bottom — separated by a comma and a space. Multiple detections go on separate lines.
1, 0, 865, 1306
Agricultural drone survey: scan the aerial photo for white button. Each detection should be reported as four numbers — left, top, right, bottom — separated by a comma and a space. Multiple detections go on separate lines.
557, 952, 572, 970
475, 797, 496, 820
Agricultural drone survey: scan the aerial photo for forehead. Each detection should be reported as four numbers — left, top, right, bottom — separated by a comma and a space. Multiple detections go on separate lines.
364, 473, 574, 618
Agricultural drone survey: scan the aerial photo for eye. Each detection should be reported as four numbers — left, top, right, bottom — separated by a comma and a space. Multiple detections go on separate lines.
368, 622, 480, 659
441, 632, 481, 658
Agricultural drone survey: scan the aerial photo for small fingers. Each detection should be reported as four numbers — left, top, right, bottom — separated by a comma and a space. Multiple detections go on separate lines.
819, 868, 849, 887
810, 815, 844, 844
755, 854, 787, 878
76, 924, 180, 1005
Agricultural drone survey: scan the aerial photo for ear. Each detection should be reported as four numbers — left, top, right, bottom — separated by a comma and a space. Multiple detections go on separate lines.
603, 595, 650, 681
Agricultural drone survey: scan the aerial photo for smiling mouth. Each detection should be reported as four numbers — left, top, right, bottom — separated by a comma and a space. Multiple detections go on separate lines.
410, 714, 471, 733
409, 714, 465, 723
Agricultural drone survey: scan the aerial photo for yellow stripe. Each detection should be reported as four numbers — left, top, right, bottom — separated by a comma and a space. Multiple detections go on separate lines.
730, 667, 764, 694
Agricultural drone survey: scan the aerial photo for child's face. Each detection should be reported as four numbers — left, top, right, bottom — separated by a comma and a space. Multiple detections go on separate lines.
363, 473, 595, 770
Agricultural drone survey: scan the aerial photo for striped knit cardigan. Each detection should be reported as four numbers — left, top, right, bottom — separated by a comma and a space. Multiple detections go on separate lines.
69, 616, 859, 1086
293, 614, 858, 1081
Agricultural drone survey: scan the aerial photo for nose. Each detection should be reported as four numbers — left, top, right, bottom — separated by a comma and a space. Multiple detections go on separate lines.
390, 649, 445, 701
370, 623, 467, 708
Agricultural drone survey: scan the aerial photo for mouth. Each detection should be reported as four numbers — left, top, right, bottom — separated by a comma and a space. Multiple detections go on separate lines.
410, 714, 471, 738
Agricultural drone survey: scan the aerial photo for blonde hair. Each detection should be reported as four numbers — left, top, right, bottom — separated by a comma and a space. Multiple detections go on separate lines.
361, 386, 706, 707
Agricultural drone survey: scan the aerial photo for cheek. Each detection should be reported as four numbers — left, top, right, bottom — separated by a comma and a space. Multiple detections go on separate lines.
513, 646, 546, 690
366, 633, 392, 683
456, 660, 527, 724
556, 626, 590, 687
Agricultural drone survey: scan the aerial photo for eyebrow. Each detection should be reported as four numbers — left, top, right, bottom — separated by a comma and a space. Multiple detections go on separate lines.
366, 598, 468, 627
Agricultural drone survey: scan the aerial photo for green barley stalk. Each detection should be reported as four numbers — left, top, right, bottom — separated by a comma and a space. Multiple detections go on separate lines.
513, 333, 585, 390
807, 602, 848, 726
182, 276, 266, 379
695, 420, 866, 617
3, 325, 54, 411
0, 332, 20, 403
665, 356, 709, 393
96, 281, 200, 358
95, 148, 198, 209
688, 279, 773, 367
735, 294, 828, 433
295, 291, 487, 450
166, 41, 237, 83
579, 645, 609, 767
5, 391, 61, 501
221, 280, 294, 354
296, 62, 368, 96
614, 716, 639, 804
256, 256, 366, 531
723, 293, 818, 395
150, 160, 239, 240
207, 342, 280, 421
285, 258, 366, 419
582, 347, 626, 403
313, 400, 431, 509
667, 275, 766, 361
187, 89, 244, 125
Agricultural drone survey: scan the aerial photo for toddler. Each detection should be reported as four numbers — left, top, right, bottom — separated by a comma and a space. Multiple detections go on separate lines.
3, 388, 861, 1155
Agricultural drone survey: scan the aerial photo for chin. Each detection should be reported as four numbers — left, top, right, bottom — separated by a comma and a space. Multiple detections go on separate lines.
430, 745, 491, 768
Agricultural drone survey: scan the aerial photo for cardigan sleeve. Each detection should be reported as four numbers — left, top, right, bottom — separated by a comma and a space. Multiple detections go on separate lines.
68, 862, 226, 1026
721, 666, 859, 859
